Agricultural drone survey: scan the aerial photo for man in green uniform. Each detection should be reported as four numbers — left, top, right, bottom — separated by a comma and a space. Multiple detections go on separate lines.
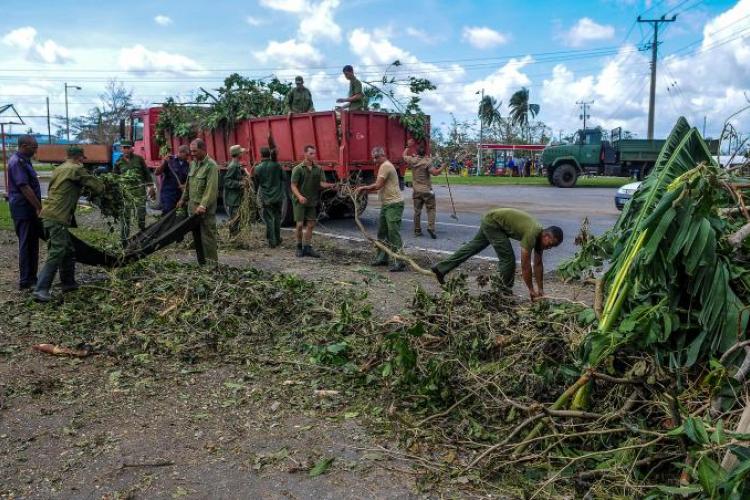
403, 138, 445, 238
223, 144, 248, 236
336, 65, 367, 111
290, 144, 335, 258
114, 139, 154, 245
431, 208, 563, 299
284, 76, 315, 114
177, 139, 220, 265
33, 146, 105, 303
253, 146, 285, 248
357, 146, 406, 272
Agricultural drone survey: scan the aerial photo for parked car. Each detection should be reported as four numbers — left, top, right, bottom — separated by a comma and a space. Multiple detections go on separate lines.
615, 181, 641, 210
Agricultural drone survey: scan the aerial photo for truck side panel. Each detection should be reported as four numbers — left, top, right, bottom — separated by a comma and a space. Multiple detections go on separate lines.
35, 144, 111, 165
617, 139, 665, 163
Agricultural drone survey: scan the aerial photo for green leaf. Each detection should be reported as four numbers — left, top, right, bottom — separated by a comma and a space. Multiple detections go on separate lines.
655, 485, 702, 495
309, 457, 334, 477
696, 456, 726, 497
684, 417, 710, 445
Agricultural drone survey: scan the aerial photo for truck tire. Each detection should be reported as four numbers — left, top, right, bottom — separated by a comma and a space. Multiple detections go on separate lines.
552, 163, 578, 188
547, 167, 555, 185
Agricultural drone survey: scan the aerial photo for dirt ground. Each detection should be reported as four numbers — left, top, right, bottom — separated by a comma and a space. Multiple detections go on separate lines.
0, 213, 593, 499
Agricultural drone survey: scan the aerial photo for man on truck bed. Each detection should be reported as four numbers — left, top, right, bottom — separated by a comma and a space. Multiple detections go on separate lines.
284, 76, 315, 114
291, 145, 336, 258
177, 139, 219, 266
114, 140, 154, 245
336, 65, 367, 111
403, 138, 445, 239
431, 208, 563, 300
253, 146, 285, 248
155, 144, 189, 213
357, 146, 406, 272
33, 146, 105, 303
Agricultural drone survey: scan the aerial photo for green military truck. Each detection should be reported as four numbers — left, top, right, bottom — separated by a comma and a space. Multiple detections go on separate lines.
541, 127, 665, 188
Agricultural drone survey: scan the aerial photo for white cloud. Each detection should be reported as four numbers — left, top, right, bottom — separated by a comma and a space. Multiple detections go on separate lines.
154, 15, 173, 26
253, 39, 323, 68
405, 27, 438, 44
2, 26, 72, 64
118, 45, 205, 74
260, 0, 308, 12
462, 26, 509, 49
260, 0, 341, 42
565, 18, 615, 47
246, 16, 265, 26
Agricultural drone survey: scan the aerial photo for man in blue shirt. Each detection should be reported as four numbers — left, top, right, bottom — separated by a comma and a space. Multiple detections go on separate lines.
8, 135, 42, 290
155, 144, 189, 213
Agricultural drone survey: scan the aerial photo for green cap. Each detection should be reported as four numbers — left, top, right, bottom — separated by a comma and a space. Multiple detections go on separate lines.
229, 144, 246, 157
295, 75, 304, 83
121, 140, 133, 147
67, 145, 86, 158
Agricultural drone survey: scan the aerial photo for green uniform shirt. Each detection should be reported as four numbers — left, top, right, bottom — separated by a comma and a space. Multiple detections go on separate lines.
348, 77, 367, 111
253, 159, 285, 205
180, 155, 219, 214
223, 159, 246, 208
290, 162, 323, 207
113, 154, 151, 200
483, 208, 543, 251
41, 160, 105, 226
284, 87, 314, 114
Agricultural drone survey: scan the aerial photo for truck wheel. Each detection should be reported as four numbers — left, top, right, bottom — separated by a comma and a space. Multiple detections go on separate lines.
547, 167, 555, 185
552, 163, 578, 188
280, 181, 295, 227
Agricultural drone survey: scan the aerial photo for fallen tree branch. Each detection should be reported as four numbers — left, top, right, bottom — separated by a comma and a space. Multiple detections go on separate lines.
729, 222, 750, 249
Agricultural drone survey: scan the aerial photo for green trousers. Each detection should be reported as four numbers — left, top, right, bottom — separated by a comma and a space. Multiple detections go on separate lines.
435, 217, 516, 288
188, 203, 218, 265
226, 204, 241, 236
262, 202, 282, 247
36, 220, 75, 291
374, 202, 404, 265
120, 201, 146, 244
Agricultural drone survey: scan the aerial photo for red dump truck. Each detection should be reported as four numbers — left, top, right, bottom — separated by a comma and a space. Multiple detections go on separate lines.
129, 107, 429, 224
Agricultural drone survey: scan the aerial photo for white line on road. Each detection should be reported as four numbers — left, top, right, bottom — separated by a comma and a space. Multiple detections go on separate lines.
401, 217, 480, 229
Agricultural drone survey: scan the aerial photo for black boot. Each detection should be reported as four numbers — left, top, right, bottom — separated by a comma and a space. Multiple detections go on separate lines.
59, 257, 78, 292
303, 245, 321, 258
431, 265, 445, 284
296, 242, 304, 257
33, 262, 57, 303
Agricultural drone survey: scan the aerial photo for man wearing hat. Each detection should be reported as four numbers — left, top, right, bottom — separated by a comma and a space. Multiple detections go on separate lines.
114, 140, 154, 245
252, 146, 285, 248
284, 76, 315, 114
177, 139, 219, 265
33, 146, 105, 303
223, 145, 248, 235
336, 65, 367, 111
155, 144, 189, 213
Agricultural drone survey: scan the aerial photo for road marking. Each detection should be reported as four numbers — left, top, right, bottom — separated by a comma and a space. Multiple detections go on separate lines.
401, 217, 480, 229
281, 227, 499, 262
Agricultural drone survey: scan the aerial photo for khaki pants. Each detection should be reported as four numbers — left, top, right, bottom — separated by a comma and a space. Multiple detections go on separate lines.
412, 191, 436, 233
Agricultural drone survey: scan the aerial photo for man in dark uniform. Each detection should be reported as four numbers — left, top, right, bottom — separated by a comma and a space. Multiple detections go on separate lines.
253, 146, 285, 248
154, 144, 189, 213
223, 144, 248, 235
114, 139, 154, 244
33, 146, 105, 303
284, 76, 315, 114
8, 135, 42, 290
336, 65, 367, 111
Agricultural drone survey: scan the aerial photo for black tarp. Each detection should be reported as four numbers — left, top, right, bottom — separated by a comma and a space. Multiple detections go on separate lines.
42, 210, 202, 268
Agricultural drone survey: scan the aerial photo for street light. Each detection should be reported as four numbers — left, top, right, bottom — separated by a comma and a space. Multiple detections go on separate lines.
64, 83, 82, 142
476, 88, 484, 176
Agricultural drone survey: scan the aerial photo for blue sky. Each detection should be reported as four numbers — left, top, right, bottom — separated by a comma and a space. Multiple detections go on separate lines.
1, 0, 748, 139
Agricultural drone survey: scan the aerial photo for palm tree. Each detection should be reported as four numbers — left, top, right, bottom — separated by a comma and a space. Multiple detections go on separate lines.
508, 87, 540, 142
477, 95, 502, 129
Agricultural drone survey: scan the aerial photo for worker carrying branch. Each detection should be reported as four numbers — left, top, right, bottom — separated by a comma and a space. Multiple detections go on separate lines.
431, 208, 563, 300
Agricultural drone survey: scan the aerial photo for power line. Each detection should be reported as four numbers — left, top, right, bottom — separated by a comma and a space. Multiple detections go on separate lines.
638, 14, 677, 139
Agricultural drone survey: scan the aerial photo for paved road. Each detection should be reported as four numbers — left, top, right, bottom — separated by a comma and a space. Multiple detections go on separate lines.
2, 174, 621, 268
318, 184, 620, 268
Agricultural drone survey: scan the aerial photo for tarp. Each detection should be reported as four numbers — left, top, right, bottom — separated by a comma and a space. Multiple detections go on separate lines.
42, 210, 202, 268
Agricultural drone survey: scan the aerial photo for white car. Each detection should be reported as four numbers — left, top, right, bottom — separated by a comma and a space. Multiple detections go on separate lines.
615, 181, 641, 210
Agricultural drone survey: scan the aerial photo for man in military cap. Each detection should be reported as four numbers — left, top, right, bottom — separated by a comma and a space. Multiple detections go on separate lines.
336, 65, 367, 111
403, 138, 445, 238
114, 139, 154, 245
33, 146, 105, 303
154, 144, 189, 213
253, 146, 285, 248
177, 139, 219, 265
284, 76, 315, 114
223, 144, 248, 236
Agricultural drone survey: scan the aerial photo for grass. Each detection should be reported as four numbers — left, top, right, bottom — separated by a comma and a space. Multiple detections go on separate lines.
0, 200, 11, 231
404, 173, 631, 188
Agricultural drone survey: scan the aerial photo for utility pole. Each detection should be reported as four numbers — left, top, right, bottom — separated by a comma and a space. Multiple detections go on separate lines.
703, 115, 707, 137
46, 96, 51, 144
638, 14, 677, 140
576, 100, 593, 130
64, 82, 82, 142
476, 88, 484, 176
